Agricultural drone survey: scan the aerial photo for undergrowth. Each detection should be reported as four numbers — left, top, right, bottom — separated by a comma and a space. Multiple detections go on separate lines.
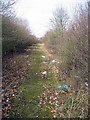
9, 44, 88, 118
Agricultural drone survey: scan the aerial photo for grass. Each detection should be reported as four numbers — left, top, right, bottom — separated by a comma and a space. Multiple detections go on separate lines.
9, 44, 59, 118
9, 44, 88, 118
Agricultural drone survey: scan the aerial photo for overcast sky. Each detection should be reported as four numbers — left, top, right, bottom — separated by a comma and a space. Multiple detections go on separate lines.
14, 0, 87, 38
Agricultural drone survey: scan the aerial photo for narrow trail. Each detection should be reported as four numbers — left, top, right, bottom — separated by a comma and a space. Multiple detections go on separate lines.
3, 44, 88, 118
8, 44, 61, 118
39, 43, 59, 79
39, 43, 59, 62
39, 43, 52, 58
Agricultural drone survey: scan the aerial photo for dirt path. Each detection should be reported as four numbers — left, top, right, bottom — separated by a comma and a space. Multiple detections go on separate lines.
2, 46, 34, 117
39, 43, 59, 78
39, 43, 52, 58
3, 44, 88, 118
8, 44, 61, 118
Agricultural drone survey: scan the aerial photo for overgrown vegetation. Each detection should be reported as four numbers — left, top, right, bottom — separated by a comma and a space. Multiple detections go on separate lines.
2, 16, 38, 56
43, 3, 88, 87
9, 44, 60, 118
42, 3, 88, 118
2, 0, 89, 118
1, 0, 38, 56
2, 0, 38, 117
9, 44, 88, 118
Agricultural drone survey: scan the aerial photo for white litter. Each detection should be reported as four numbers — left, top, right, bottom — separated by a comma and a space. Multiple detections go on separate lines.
51, 60, 56, 63
24, 55, 29, 58
85, 82, 88, 87
43, 61, 50, 64
6, 99, 9, 102
42, 71, 47, 75
12, 94, 15, 97
41, 55, 45, 58
6, 98, 9, 102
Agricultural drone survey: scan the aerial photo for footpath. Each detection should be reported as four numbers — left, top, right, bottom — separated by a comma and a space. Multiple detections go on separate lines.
3, 44, 88, 118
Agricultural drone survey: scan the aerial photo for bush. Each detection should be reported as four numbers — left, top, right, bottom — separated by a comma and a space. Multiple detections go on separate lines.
43, 3, 88, 83
2, 15, 38, 56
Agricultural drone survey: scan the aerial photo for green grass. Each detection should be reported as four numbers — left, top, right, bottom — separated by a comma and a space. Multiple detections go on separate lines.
9, 44, 88, 118
10, 44, 59, 118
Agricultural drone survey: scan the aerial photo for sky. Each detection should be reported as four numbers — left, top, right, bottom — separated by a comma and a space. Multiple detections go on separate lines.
14, 0, 87, 38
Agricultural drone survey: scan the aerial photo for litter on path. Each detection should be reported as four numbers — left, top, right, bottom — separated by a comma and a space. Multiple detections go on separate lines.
41, 55, 45, 58
42, 61, 50, 64
56, 85, 70, 89
42, 71, 47, 75
51, 60, 56, 63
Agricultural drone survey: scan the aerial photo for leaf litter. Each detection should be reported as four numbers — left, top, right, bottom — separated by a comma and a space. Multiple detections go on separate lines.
2, 46, 34, 117
2, 44, 88, 118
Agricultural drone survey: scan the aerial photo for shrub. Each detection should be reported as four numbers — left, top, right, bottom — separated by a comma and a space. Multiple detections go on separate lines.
2, 15, 38, 56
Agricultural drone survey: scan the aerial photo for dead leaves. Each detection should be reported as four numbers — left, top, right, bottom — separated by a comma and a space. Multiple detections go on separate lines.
2, 47, 33, 117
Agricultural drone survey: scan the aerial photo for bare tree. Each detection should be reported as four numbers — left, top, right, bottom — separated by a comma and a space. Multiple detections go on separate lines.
0, 0, 16, 16
50, 7, 69, 37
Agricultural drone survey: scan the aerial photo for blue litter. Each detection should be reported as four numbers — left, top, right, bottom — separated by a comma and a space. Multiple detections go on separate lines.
63, 85, 70, 89
57, 85, 70, 89
57, 86, 63, 89
43, 61, 50, 64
